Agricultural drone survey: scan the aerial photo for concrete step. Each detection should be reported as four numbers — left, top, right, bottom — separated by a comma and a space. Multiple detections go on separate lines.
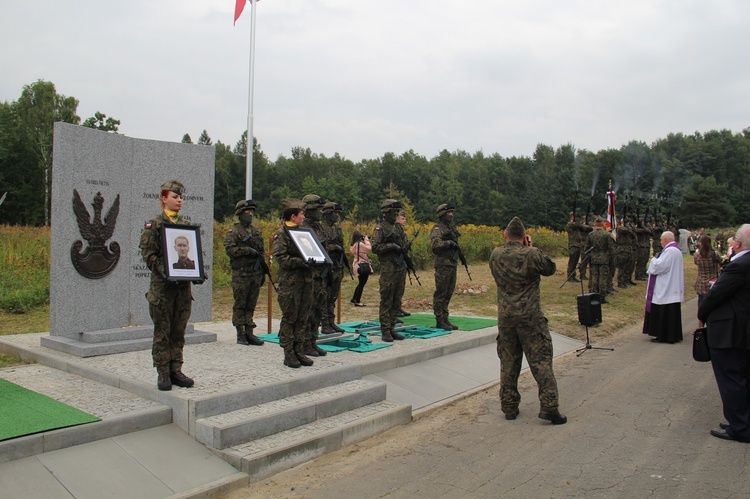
195, 379, 386, 449
39, 329, 216, 357
221, 400, 412, 481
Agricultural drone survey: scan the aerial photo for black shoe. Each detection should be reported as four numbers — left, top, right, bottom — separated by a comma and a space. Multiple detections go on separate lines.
538, 411, 567, 425
313, 344, 328, 356
331, 324, 345, 333
436, 323, 453, 331
391, 330, 405, 341
395, 318, 404, 324
381, 330, 394, 342
398, 309, 411, 317
320, 325, 337, 335
284, 351, 301, 368
170, 371, 194, 388
446, 320, 459, 330
710, 428, 749, 442
629, 281, 638, 286
720, 422, 729, 430
505, 412, 518, 421
303, 346, 320, 357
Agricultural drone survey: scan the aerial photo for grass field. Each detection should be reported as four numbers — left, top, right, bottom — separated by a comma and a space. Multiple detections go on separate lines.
0, 254, 699, 368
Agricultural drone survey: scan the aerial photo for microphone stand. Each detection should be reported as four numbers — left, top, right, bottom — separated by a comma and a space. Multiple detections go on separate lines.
561, 247, 614, 356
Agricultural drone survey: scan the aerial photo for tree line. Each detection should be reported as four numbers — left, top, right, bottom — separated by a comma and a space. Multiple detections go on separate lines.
1, 79, 746, 230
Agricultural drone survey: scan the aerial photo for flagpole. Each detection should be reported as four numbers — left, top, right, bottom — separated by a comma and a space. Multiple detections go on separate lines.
245, 0, 258, 199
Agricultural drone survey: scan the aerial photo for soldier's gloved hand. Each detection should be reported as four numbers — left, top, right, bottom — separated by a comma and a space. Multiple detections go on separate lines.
333, 245, 343, 253
306, 257, 316, 267
246, 247, 259, 257
192, 279, 204, 285
447, 240, 458, 249
391, 244, 402, 253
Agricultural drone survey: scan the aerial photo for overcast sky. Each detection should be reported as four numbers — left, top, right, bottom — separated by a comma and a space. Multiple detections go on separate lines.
3, 1, 749, 162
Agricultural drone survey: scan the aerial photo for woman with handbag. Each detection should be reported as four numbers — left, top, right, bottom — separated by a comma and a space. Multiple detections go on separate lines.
350, 230, 373, 307
694, 235, 722, 327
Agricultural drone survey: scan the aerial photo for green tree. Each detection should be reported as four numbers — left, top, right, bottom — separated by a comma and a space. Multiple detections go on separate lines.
680, 175, 735, 228
15, 80, 81, 225
82, 111, 120, 132
181, 133, 193, 144
197, 130, 212, 146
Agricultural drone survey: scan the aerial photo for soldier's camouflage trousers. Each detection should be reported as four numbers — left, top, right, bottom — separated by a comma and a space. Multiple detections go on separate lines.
231, 270, 263, 326
433, 264, 457, 323
379, 267, 407, 330
589, 263, 609, 297
324, 267, 344, 326
147, 282, 192, 368
496, 317, 559, 415
307, 274, 327, 339
277, 278, 312, 350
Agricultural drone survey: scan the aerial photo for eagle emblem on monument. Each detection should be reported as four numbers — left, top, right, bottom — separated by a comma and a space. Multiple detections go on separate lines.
71, 189, 121, 279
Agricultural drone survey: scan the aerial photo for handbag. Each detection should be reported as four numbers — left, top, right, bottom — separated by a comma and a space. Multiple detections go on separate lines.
356, 241, 371, 276
692, 327, 710, 362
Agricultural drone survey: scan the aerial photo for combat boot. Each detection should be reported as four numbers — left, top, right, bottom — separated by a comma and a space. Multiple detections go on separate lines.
320, 324, 337, 335
302, 337, 320, 357
381, 328, 394, 342
538, 410, 567, 425
170, 369, 194, 388
294, 349, 314, 367
330, 321, 345, 333
156, 366, 172, 391
435, 322, 453, 331
445, 319, 459, 330
236, 325, 250, 346
244, 324, 264, 346
391, 329, 405, 341
283, 347, 301, 368
311, 337, 328, 356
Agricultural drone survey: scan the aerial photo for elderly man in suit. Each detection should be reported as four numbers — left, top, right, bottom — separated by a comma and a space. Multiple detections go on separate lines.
698, 224, 750, 442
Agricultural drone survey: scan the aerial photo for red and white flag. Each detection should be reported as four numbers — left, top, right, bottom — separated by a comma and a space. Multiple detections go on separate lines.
234, 0, 247, 25
606, 190, 616, 230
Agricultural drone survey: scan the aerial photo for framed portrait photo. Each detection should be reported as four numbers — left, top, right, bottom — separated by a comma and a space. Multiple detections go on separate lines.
287, 226, 332, 264
160, 223, 206, 282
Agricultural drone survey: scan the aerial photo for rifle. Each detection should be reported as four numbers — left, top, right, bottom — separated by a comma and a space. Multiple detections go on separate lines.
341, 249, 354, 280
242, 232, 278, 292
385, 228, 421, 286
441, 231, 472, 281
571, 188, 579, 222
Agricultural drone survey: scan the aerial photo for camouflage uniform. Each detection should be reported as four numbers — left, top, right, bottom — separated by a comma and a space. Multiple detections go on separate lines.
566, 219, 586, 280
321, 202, 345, 334
272, 222, 313, 360
224, 199, 265, 346
581, 221, 593, 279
634, 223, 651, 280
372, 199, 408, 342
489, 217, 560, 420
431, 203, 459, 330
615, 223, 635, 288
301, 194, 330, 355
585, 220, 614, 299
139, 180, 196, 391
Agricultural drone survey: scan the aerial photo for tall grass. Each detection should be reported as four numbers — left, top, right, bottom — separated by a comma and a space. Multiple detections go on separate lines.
0, 225, 51, 313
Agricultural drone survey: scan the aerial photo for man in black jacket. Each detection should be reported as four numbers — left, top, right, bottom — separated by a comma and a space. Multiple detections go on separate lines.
698, 224, 750, 442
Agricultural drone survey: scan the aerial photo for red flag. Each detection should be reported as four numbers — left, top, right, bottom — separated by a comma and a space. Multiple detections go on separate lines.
234, 0, 246, 25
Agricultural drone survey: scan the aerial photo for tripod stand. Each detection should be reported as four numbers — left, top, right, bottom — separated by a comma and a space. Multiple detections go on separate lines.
560, 248, 614, 356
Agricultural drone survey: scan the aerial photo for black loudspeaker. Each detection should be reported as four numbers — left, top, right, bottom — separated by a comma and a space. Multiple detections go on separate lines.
577, 293, 602, 327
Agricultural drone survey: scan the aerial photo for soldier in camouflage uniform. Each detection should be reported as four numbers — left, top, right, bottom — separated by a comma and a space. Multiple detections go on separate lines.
301, 194, 329, 356
489, 217, 566, 425
585, 217, 614, 302
615, 220, 635, 288
565, 212, 586, 282
430, 203, 460, 331
139, 180, 197, 391
634, 219, 651, 280
372, 199, 408, 342
321, 201, 346, 334
224, 199, 265, 346
272, 199, 314, 368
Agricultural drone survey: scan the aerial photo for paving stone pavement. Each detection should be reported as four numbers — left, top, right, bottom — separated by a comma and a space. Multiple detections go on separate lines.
227, 297, 750, 498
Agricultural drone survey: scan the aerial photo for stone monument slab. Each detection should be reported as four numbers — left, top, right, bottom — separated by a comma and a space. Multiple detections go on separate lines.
44, 123, 216, 356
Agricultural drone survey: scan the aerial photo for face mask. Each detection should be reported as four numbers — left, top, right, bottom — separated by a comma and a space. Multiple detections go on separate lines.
309, 210, 322, 221
329, 213, 339, 223
239, 213, 253, 226
385, 212, 398, 224
443, 215, 454, 224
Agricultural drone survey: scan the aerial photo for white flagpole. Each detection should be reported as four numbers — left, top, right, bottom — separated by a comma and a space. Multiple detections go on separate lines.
245, 0, 258, 199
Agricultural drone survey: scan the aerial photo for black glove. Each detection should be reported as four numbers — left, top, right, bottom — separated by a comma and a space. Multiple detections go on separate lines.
333, 245, 343, 253
391, 244, 402, 253
246, 247, 259, 257
192, 279, 204, 285
448, 240, 458, 249
306, 257, 316, 267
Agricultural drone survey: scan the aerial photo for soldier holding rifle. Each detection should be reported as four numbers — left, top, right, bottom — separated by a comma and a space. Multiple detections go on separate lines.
372, 199, 408, 342
431, 203, 460, 330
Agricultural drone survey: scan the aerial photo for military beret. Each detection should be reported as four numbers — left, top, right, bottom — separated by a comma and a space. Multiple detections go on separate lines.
161, 180, 185, 195
302, 194, 326, 209
505, 216, 525, 231
380, 199, 403, 212
436, 203, 456, 217
322, 202, 342, 213
234, 199, 257, 215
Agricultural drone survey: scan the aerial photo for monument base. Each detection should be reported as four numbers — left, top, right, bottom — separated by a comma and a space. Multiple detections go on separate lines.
41, 325, 217, 357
